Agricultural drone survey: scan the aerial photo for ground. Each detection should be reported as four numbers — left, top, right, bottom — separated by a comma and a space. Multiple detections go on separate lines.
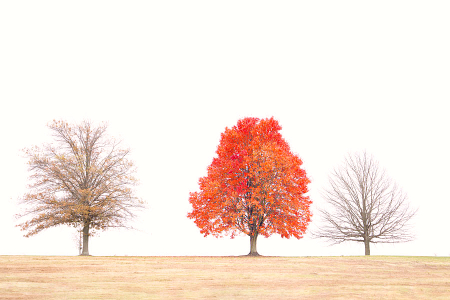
1, 256, 449, 299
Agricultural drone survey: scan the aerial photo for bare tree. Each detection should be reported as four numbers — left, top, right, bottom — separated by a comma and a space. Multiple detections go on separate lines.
314, 151, 416, 255
17, 120, 145, 255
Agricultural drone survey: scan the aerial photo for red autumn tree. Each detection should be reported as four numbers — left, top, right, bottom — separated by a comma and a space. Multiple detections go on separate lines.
188, 117, 311, 255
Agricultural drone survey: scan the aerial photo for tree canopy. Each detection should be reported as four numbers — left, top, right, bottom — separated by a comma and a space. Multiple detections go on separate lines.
188, 117, 311, 255
314, 151, 416, 255
17, 120, 144, 255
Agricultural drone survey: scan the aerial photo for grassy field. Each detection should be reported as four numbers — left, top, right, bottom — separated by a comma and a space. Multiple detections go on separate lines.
1, 255, 449, 299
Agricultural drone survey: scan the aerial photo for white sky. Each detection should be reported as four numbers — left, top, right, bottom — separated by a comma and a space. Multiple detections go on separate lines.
1, 1, 449, 257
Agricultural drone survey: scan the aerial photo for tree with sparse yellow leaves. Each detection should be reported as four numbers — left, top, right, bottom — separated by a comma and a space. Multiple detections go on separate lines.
17, 120, 144, 255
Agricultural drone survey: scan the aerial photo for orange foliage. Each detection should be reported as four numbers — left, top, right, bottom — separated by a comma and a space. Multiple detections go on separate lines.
188, 117, 311, 242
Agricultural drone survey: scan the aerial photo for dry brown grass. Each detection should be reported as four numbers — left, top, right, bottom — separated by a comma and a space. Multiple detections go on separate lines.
1, 255, 449, 299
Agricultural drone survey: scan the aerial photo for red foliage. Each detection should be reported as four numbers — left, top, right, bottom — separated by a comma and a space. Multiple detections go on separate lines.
188, 117, 311, 242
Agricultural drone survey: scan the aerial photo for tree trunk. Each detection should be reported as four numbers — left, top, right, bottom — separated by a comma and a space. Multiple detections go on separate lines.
364, 239, 370, 256
248, 234, 259, 256
81, 223, 90, 256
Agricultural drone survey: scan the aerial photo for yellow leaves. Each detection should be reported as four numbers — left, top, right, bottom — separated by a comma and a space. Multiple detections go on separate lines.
18, 119, 143, 239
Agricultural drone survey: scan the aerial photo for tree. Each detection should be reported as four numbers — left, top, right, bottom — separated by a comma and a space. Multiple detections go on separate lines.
17, 120, 144, 255
314, 151, 416, 255
188, 117, 311, 256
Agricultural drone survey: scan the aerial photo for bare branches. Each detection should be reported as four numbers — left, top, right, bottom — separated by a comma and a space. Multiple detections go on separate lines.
314, 151, 416, 254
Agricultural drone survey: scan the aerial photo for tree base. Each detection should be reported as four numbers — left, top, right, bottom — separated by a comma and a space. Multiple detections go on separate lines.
247, 252, 261, 256
79, 254, 91, 256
